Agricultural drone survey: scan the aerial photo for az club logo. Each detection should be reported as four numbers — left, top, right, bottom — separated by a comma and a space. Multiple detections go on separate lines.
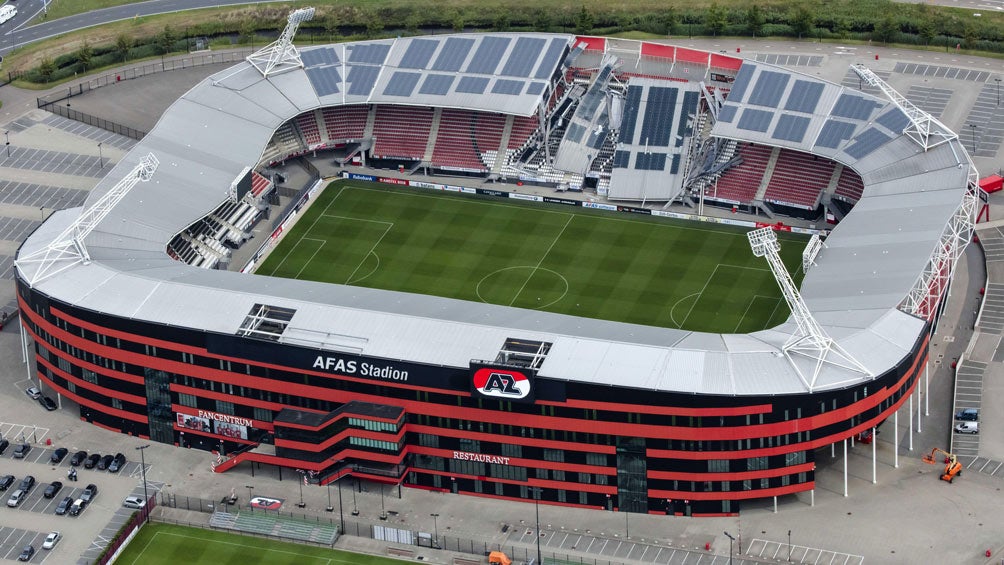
473, 368, 532, 399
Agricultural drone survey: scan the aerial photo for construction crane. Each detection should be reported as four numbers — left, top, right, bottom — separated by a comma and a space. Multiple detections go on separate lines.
922, 448, 962, 483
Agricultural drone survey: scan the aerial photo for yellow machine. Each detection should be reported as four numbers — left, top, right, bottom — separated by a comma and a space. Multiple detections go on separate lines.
922, 448, 962, 483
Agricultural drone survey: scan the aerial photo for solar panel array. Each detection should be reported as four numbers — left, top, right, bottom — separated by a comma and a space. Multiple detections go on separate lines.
613, 150, 631, 168
875, 108, 910, 133
302, 47, 338, 68
635, 152, 667, 171
492, 79, 524, 95
718, 105, 738, 123
420, 74, 455, 96
772, 115, 810, 142
784, 80, 824, 114
305, 67, 342, 97
728, 65, 756, 103
621, 86, 643, 143
844, 127, 892, 159
676, 92, 699, 147
432, 37, 475, 72
526, 83, 546, 96
639, 87, 678, 146
832, 94, 881, 121
347, 66, 380, 96
737, 108, 774, 132
399, 39, 439, 69
384, 72, 422, 97
748, 71, 790, 108
816, 119, 857, 149
500, 37, 547, 77
466, 36, 511, 74
349, 44, 392, 65
535, 39, 569, 79
456, 76, 490, 94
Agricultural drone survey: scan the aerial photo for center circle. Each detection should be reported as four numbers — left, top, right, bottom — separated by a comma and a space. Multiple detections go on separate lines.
476, 266, 569, 310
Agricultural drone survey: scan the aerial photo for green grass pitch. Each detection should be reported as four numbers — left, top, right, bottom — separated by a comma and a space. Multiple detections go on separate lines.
116, 523, 400, 565
257, 182, 807, 333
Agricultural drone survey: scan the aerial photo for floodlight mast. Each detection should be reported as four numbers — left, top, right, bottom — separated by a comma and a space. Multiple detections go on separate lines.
245, 8, 315, 78
16, 154, 160, 286
851, 64, 957, 151
747, 227, 870, 391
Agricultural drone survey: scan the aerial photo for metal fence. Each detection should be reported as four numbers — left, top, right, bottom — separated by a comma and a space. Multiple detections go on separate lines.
93, 495, 156, 565
36, 48, 254, 139
158, 491, 339, 526
151, 516, 339, 550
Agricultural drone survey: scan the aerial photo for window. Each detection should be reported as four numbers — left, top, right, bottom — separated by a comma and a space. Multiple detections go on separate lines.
543, 449, 564, 462
215, 400, 235, 415
253, 407, 273, 423
178, 393, 198, 408
82, 369, 98, 384
708, 460, 729, 473
785, 452, 806, 466
418, 434, 439, 448
111, 398, 123, 410
586, 453, 607, 466
501, 443, 522, 458
57, 357, 72, 373
747, 457, 768, 471
349, 437, 400, 451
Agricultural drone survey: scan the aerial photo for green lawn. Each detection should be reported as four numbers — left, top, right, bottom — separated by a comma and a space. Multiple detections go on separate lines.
117, 523, 400, 565
257, 182, 806, 333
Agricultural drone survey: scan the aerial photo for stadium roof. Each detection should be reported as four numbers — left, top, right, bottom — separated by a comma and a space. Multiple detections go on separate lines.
16, 37, 969, 396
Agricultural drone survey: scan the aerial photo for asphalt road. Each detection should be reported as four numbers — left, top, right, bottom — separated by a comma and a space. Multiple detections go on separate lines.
0, 0, 291, 55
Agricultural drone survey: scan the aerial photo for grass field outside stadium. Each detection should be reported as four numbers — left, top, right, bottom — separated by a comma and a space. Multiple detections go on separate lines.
257, 182, 807, 334
116, 523, 399, 564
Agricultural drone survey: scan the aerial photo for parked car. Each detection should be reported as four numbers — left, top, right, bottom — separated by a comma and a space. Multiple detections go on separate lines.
38, 396, 57, 411
24, 387, 41, 400
17, 545, 33, 562
83, 453, 101, 469
97, 454, 114, 471
50, 448, 68, 464
123, 496, 146, 509
81, 483, 98, 503
18, 476, 34, 492
43, 481, 62, 499
955, 408, 979, 421
68, 498, 86, 516
0, 439, 9, 455
54, 496, 73, 515
955, 421, 979, 434
12, 444, 30, 459
69, 451, 87, 466
108, 453, 126, 473
41, 531, 60, 550
0, 476, 13, 492
7, 489, 26, 507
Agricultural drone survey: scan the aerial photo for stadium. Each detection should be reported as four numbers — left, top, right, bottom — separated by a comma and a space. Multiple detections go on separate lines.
13, 10, 978, 517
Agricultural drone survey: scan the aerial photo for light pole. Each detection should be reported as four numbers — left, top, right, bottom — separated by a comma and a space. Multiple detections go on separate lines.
724, 531, 735, 565
996, 77, 1001, 106
297, 470, 306, 508
787, 529, 792, 562
337, 480, 345, 532
135, 445, 150, 522
97, 142, 103, 168
245, 485, 254, 512
430, 513, 439, 549
4, 130, 9, 158
968, 123, 978, 154
379, 483, 387, 520
531, 487, 542, 565
351, 479, 358, 516
325, 482, 333, 512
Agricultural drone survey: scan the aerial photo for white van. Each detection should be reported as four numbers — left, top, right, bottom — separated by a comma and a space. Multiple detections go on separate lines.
0, 6, 16, 25
954, 421, 979, 434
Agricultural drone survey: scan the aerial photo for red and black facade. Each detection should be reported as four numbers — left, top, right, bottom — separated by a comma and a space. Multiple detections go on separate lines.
16, 276, 928, 516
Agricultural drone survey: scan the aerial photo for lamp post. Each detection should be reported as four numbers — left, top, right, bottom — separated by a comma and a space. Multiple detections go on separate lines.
4, 130, 9, 158
245, 485, 254, 512
337, 480, 345, 532
530, 487, 542, 565
97, 142, 103, 169
968, 123, 978, 154
325, 482, 333, 512
351, 479, 359, 515
787, 529, 792, 562
724, 531, 735, 565
996, 77, 1001, 106
430, 513, 439, 549
297, 470, 306, 508
379, 483, 387, 520
135, 445, 150, 522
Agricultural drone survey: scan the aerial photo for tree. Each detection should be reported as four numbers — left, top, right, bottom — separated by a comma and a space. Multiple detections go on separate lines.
705, 3, 727, 37
746, 4, 764, 37
38, 57, 56, 83
157, 25, 176, 55
405, 13, 421, 34
791, 6, 813, 39
533, 8, 552, 32
575, 6, 594, 35
873, 14, 897, 44
323, 14, 340, 40
660, 7, 679, 36
918, 19, 935, 45
493, 9, 511, 32
77, 40, 93, 71
239, 19, 256, 46
962, 23, 977, 49
365, 10, 384, 38
833, 17, 849, 39
115, 34, 132, 62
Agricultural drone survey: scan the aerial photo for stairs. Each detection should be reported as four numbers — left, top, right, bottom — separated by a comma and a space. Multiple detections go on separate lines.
754, 147, 781, 202
492, 116, 516, 174
423, 108, 443, 163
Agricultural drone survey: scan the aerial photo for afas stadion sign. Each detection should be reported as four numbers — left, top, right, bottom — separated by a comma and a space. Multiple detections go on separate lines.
470, 363, 535, 404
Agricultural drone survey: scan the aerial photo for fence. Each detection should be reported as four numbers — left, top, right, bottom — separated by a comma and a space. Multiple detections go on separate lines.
36, 48, 254, 139
93, 494, 156, 565
158, 491, 339, 526
151, 516, 339, 550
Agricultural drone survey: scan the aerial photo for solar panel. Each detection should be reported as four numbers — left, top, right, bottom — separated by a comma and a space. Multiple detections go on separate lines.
566, 123, 586, 143
676, 91, 699, 146
399, 39, 439, 69
305, 66, 341, 97
301, 47, 338, 69
613, 150, 631, 168
670, 154, 681, 173
726, 64, 756, 103
815, 119, 857, 149
620, 85, 644, 143
465, 36, 511, 75
635, 152, 667, 171
831, 94, 881, 121
639, 86, 677, 147
718, 104, 738, 123
526, 82, 546, 96
737, 108, 773, 133
844, 127, 892, 159
419, 74, 455, 96
533, 37, 568, 79
747, 71, 790, 108
500, 37, 546, 77
348, 43, 391, 65
784, 80, 824, 114
346, 65, 380, 96
455, 76, 490, 94
383, 71, 422, 97
491, 79, 524, 96
772, 115, 810, 142
875, 108, 910, 133
431, 37, 475, 72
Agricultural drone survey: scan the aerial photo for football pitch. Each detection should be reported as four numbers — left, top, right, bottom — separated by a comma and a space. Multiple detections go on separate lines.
117, 523, 398, 565
257, 182, 807, 333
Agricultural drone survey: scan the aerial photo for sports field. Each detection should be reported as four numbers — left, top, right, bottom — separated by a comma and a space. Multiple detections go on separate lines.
117, 523, 397, 565
257, 182, 806, 333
